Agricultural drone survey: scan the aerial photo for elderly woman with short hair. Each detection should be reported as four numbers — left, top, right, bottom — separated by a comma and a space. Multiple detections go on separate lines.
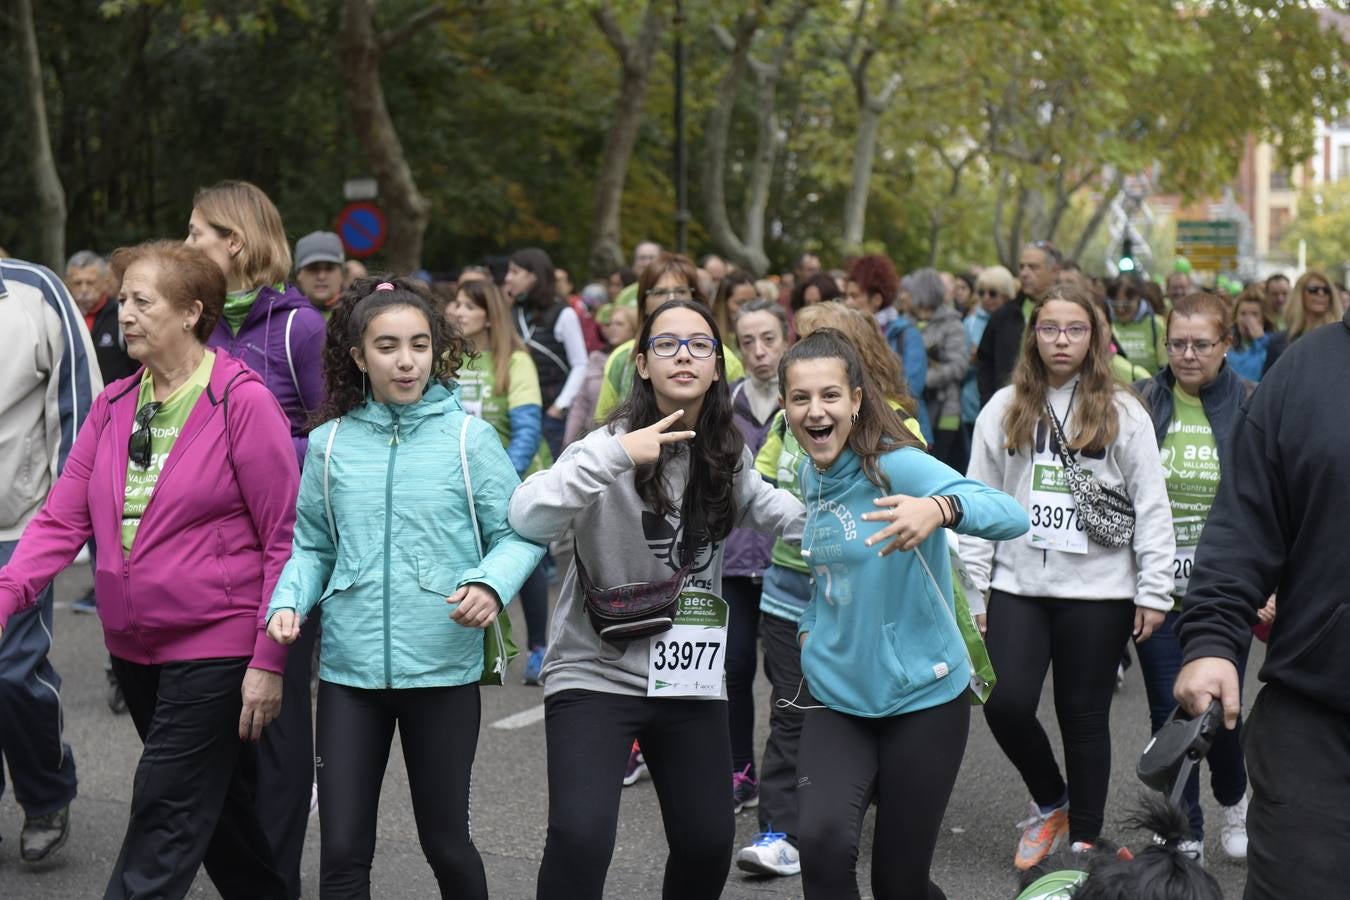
0, 240, 297, 900
961, 266, 1016, 455
908, 267, 970, 469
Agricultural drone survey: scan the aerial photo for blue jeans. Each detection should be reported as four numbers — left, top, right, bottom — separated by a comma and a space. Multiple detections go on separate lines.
1134, 609, 1249, 838
0, 539, 79, 816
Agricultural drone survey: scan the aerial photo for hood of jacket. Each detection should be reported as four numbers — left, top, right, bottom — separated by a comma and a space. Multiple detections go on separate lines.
345, 381, 461, 437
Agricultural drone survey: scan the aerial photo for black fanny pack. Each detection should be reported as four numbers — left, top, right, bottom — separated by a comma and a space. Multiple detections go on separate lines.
575, 540, 689, 643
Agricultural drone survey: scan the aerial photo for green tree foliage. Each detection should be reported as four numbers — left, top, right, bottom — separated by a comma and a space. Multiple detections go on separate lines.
1283, 181, 1350, 275
1, 0, 1347, 279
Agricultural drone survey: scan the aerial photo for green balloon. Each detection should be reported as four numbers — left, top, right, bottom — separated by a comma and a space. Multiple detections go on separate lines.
1174, 257, 1193, 274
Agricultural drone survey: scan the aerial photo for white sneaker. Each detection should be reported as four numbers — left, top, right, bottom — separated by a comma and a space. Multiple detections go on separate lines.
736, 832, 801, 877
1178, 839, 1205, 865
1219, 795, 1248, 859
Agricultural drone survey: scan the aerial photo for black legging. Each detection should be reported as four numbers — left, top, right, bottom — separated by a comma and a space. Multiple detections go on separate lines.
536, 689, 734, 900
723, 575, 762, 775
981, 590, 1136, 843
797, 693, 969, 900
315, 681, 486, 900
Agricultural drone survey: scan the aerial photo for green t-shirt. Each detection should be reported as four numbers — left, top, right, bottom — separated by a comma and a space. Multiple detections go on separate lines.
457, 348, 549, 475
1160, 385, 1219, 603
1112, 314, 1167, 373
122, 351, 217, 551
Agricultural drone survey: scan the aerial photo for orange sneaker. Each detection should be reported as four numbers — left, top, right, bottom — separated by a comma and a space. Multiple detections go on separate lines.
1013, 801, 1070, 871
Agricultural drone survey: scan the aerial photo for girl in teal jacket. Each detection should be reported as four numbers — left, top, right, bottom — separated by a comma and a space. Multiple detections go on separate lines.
266, 277, 544, 900
780, 328, 1028, 900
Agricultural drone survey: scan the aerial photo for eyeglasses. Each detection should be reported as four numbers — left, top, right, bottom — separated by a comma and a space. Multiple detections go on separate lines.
128, 401, 164, 468
644, 286, 694, 303
1035, 323, 1092, 343
1165, 339, 1221, 357
1305, 284, 1331, 296
646, 335, 719, 359
976, 289, 1004, 298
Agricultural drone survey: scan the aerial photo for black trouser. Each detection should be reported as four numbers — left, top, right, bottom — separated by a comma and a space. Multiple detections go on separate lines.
106, 656, 285, 900
981, 591, 1136, 843
316, 680, 485, 900
257, 607, 319, 899
724, 575, 762, 774
1243, 682, 1350, 900
797, 693, 969, 900
931, 426, 969, 474
536, 689, 734, 900
518, 562, 550, 650
757, 611, 811, 843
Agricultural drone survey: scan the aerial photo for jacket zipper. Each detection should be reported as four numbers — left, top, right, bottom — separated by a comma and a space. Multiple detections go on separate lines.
383, 413, 401, 688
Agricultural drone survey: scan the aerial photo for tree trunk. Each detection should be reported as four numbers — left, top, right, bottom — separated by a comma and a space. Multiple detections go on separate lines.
1070, 170, 1126, 263
842, 97, 886, 252
340, 0, 431, 274
589, 5, 666, 278
16, 0, 66, 270
703, 16, 766, 274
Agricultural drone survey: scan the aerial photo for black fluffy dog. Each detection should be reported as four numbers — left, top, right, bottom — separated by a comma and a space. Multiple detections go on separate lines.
1015, 794, 1224, 900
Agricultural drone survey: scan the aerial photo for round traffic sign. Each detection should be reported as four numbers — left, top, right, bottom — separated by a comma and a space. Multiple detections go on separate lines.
336, 202, 387, 259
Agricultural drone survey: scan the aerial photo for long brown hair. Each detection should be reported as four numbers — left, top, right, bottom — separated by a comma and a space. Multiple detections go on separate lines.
1003, 286, 1121, 454
456, 279, 524, 394
778, 328, 923, 491
795, 302, 918, 417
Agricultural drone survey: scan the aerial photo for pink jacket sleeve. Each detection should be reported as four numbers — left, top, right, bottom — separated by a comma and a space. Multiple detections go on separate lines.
0, 393, 108, 629
226, 380, 301, 674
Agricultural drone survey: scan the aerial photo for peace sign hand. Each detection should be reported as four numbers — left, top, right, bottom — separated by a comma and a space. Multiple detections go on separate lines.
619, 409, 697, 466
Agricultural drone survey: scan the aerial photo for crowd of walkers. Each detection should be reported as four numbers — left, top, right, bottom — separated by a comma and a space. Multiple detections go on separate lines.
0, 180, 1343, 900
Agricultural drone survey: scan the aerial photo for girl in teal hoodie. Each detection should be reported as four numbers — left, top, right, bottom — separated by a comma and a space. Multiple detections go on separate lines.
781, 328, 1028, 900
265, 278, 544, 900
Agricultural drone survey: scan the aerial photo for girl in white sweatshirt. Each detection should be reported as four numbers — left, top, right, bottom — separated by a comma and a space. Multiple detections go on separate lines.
962, 285, 1173, 869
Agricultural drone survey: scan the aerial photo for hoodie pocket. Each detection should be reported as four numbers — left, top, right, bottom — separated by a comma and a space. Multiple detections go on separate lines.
319, 560, 360, 605
416, 557, 461, 600
213, 529, 235, 604
882, 622, 917, 696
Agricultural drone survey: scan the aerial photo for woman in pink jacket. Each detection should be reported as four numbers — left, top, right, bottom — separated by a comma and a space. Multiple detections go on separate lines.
0, 241, 298, 900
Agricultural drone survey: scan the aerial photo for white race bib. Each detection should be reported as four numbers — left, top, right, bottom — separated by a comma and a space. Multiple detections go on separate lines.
647, 590, 728, 698
1028, 461, 1088, 555
1173, 543, 1196, 596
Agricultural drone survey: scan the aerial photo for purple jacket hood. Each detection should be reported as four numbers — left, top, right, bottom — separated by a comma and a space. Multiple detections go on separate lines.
207, 283, 326, 468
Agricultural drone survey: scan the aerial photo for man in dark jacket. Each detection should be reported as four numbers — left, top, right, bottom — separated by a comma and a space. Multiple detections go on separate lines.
66, 251, 137, 384
1174, 311, 1350, 899
976, 241, 1061, 406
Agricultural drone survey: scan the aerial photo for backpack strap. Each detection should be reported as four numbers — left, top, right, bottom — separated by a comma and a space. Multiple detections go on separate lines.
322, 418, 342, 545
284, 308, 307, 412
459, 416, 484, 559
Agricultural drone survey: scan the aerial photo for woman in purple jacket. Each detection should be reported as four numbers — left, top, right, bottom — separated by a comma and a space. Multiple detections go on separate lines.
0, 241, 297, 900
188, 180, 325, 898
725, 298, 793, 814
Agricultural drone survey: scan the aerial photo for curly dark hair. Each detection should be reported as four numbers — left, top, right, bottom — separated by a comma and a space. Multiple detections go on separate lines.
606, 298, 744, 546
847, 254, 901, 309
310, 275, 472, 427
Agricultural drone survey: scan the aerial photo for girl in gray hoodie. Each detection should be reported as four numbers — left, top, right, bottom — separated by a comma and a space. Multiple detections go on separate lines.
509, 299, 804, 900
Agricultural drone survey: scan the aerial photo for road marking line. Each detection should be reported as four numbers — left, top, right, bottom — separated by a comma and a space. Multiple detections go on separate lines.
491, 704, 547, 730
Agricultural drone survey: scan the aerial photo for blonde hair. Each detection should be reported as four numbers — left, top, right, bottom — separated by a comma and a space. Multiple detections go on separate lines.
795, 302, 917, 416
192, 181, 291, 288
1003, 286, 1121, 454
1286, 271, 1343, 341
975, 265, 1017, 299
456, 279, 524, 394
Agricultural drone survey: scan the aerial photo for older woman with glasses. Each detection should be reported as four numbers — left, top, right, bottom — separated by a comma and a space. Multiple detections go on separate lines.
0, 241, 298, 900
1133, 291, 1256, 864
593, 251, 745, 422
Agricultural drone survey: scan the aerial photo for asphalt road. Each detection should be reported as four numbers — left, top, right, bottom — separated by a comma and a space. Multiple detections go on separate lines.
1, 565, 1258, 899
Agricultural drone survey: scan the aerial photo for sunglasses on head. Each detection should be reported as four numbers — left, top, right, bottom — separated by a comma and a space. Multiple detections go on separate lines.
128, 401, 163, 469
